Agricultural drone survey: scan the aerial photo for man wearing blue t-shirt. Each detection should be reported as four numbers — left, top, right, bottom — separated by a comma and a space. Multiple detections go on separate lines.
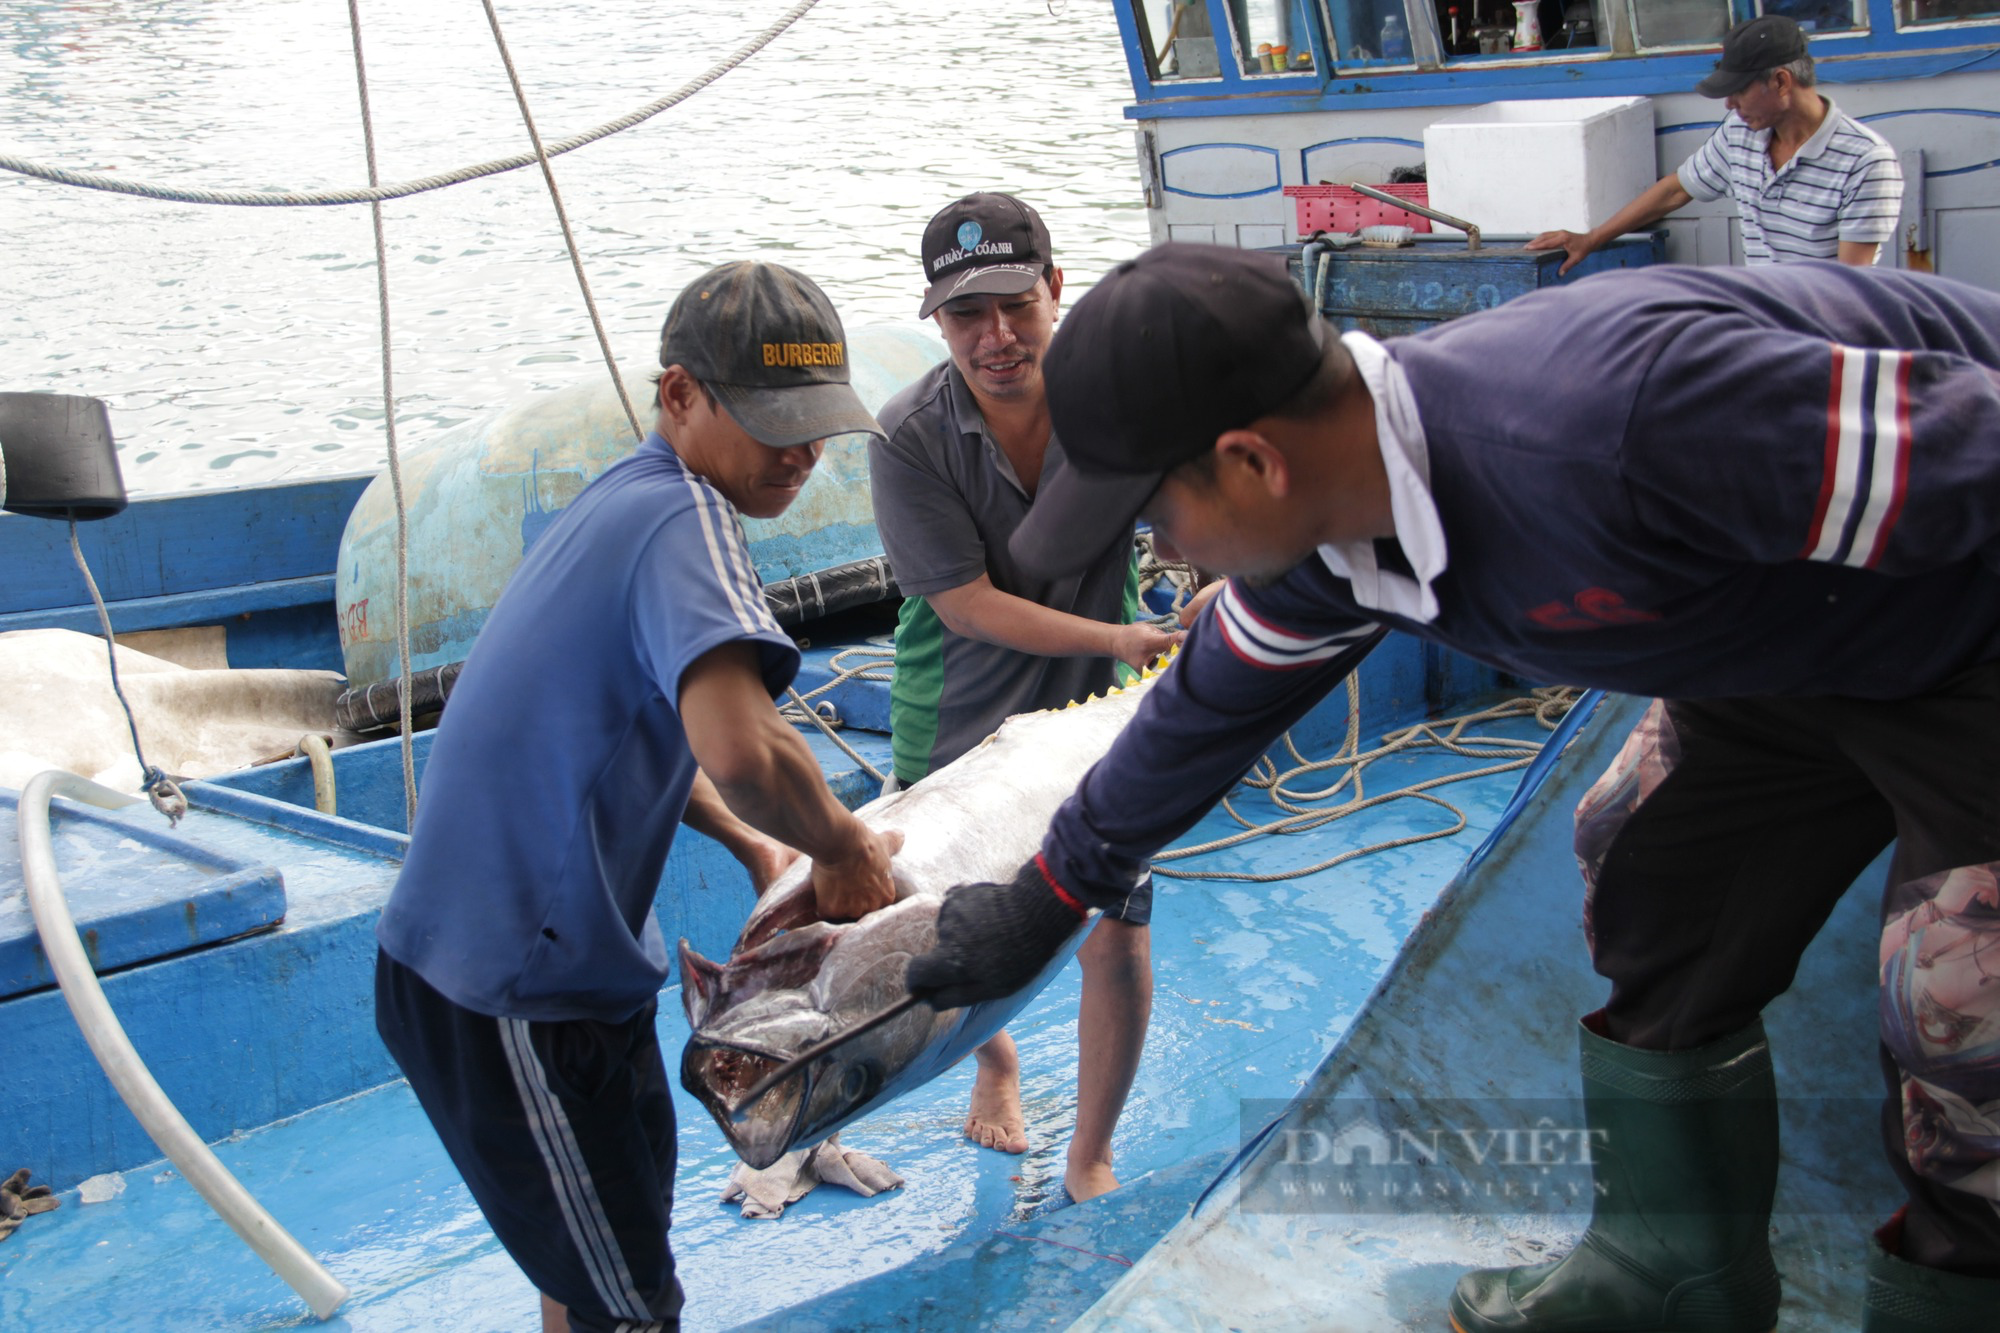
908, 247, 2000, 1331
375, 260, 903, 1333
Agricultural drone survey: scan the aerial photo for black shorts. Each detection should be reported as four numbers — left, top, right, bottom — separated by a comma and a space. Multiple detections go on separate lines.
374, 950, 684, 1332
1096, 872, 1154, 926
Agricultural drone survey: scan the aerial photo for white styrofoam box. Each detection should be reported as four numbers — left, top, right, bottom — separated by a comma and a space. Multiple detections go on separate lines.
1423, 97, 1657, 237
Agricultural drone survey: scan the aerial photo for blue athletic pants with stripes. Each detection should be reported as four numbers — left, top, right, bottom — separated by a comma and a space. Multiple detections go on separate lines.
1574, 660, 2000, 1278
376, 950, 685, 1331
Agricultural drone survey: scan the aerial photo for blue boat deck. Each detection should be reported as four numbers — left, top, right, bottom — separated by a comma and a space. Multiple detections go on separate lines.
0, 646, 1562, 1330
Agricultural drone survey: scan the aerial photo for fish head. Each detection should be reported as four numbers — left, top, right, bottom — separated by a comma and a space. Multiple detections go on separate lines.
680, 898, 945, 1169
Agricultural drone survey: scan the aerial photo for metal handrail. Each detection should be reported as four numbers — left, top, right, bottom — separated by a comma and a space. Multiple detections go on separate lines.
1349, 182, 1483, 251
16, 770, 349, 1320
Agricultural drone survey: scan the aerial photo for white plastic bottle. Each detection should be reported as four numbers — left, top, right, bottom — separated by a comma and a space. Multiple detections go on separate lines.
1380, 11, 1410, 59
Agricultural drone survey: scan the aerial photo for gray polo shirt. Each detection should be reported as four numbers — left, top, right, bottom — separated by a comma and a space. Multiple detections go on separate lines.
869, 359, 1139, 785
1676, 100, 1902, 265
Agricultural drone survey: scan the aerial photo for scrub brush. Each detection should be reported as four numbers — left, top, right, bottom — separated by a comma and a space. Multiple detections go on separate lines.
1358, 224, 1416, 248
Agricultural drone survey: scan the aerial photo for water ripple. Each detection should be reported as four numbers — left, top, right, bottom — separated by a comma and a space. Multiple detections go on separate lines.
1, 0, 1150, 495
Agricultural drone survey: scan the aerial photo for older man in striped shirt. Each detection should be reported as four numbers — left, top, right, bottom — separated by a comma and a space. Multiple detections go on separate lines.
1530, 15, 1902, 272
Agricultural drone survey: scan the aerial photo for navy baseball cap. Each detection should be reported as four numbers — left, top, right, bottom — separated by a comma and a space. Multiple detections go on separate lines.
659, 261, 884, 448
1696, 16, 1808, 98
1010, 243, 1326, 580
918, 193, 1053, 319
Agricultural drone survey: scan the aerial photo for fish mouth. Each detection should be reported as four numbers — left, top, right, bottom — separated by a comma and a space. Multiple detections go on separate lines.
682, 1014, 904, 1170
682, 1036, 816, 1170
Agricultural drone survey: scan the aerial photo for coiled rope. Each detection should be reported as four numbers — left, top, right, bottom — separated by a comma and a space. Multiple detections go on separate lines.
1153, 680, 1582, 882
0, 0, 824, 209
765, 598, 1582, 884
1123, 548, 1585, 883
779, 645, 896, 782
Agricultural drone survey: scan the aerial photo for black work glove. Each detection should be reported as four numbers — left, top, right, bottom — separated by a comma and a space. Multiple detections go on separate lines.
0, 1168, 58, 1242
906, 856, 1089, 1010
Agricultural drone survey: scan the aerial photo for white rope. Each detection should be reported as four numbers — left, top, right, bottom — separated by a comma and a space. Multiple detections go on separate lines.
479, 0, 643, 443
334, 0, 817, 820
778, 646, 895, 783
347, 0, 420, 828
1153, 681, 1583, 883
0, 0, 825, 209
784, 686, 884, 783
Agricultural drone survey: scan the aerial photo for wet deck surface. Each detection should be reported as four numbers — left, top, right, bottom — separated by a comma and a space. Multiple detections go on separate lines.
0, 696, 1556, 1331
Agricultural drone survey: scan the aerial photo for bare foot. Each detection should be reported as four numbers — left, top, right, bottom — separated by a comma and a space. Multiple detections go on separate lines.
1065, 1160, 1121, 1203
965, 1034, 1029, 1154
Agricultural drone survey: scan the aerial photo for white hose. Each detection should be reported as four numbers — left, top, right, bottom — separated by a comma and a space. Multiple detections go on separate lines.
16, 770, 350, 1321
296, 733, 338, 815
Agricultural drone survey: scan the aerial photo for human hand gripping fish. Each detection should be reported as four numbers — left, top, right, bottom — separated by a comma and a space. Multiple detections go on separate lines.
680, 656, 1172, 1168
904, 855, 1088, 1009
807, 825, 905, 922
722, 854, 1084, 1119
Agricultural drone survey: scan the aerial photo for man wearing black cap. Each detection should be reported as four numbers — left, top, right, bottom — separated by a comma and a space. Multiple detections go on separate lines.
1530, 14, 1901, 273
868, 192, 1174, 1201
376, 260, 904, 1333
904, 243, 2000, 1330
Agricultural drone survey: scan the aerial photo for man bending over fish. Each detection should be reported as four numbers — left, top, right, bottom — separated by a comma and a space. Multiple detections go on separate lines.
908, 248, 2000, 1331
869, 193, 1178, 1201
374, 261, 902, 1333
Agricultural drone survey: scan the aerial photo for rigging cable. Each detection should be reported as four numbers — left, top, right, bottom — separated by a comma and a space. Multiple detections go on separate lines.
479, 0, 644, 443
0, 0, 826, 209
64, 521, 187, 825
346, 0, 419, 827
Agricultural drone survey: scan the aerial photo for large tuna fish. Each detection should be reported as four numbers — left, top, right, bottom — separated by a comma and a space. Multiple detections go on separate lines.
679, 662, 1165, 1170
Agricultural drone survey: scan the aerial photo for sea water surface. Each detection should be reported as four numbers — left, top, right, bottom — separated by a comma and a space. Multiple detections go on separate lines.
1, 0, 1148, 496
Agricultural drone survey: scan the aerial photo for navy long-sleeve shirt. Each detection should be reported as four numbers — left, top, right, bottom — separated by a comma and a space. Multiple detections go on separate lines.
1042, 262, 2000, 905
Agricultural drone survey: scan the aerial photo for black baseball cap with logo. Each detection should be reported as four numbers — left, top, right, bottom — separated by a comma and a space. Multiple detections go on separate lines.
917, 193, 1054, 319
1010, 244, 1327, 580
659, 260, 884, 448
1695, 15, 1808, 98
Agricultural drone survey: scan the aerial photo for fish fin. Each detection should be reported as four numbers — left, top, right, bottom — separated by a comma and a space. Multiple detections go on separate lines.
679, 940, 726, 1028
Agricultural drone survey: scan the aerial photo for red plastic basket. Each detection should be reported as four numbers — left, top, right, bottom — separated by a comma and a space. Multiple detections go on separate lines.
1282, 183, 1433, 237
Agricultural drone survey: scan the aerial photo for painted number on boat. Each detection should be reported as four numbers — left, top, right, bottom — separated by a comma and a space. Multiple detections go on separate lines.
338, 598, 369, 647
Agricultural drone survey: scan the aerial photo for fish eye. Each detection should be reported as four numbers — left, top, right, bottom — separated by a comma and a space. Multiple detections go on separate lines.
839, 1061, 880, 1102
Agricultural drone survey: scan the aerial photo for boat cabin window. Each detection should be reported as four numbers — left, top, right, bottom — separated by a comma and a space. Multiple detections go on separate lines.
1121, 0, 1988, 98
1234, 0, 1322, 71
1140, 1, 1322, 77
1324, 0, 1426, 62
1900, 0, 2000, 23
1627, 0, 1735, 45
1400, 0, 1868, 60
1631, 0, 1864, 45
1757, 0, 1867, 35
1142, 0, 1228, 78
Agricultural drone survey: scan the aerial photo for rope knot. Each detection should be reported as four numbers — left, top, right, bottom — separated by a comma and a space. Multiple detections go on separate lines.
144, 770, 188, 827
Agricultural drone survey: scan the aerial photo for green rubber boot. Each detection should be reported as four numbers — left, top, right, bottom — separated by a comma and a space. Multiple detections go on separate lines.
1862, 1239, 2000, 1331
1447, 1018, 1782, 1333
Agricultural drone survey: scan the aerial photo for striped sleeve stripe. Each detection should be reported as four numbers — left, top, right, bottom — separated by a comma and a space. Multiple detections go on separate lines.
1800, 345, 1912, 569
684, 476, 781, 636
1214, 585, 1375, 670
498, 1018, 653, 1324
